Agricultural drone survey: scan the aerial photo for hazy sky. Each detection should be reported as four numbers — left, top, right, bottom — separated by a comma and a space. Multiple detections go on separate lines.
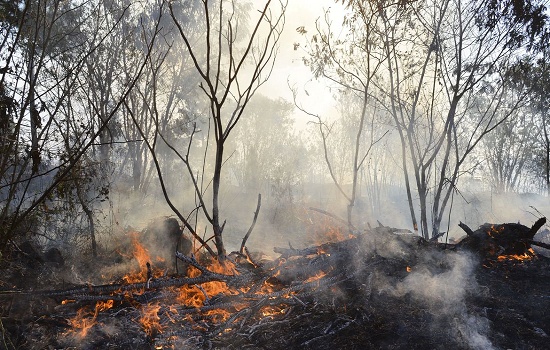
254, 0, 348, 124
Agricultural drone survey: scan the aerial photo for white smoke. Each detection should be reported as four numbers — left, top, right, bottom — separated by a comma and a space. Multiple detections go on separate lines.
393, 251, 495, 350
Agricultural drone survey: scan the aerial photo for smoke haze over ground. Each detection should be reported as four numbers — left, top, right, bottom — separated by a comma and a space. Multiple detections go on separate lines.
1, 0, 550, 348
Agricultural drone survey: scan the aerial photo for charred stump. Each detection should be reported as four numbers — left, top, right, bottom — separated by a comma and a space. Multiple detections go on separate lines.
457, 217, 546, 259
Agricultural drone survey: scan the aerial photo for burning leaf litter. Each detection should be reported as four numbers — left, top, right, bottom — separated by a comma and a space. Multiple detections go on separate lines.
0, 219, 549, 349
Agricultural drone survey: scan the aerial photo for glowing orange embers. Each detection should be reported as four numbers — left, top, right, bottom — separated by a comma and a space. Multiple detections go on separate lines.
497, 248, 536, 262
260, 305, 286, 317
257, 274, 280, 294
304, 270, 328, 284
63, 232, 297, 346
487, 225, 505, 238
305, 214, 354, 246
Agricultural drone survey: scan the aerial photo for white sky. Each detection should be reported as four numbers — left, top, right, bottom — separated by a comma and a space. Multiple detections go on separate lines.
254, 0, 348, 126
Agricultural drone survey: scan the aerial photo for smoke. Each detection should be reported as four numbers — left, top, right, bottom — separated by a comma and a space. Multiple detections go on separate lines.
392, 251, 495, 350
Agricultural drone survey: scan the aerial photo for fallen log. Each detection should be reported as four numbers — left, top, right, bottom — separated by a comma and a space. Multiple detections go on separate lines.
20, 273, 231, 299
4, 218, 549, 350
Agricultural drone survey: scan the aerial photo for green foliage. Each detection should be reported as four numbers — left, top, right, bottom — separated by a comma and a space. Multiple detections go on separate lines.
481, 0, 549, 51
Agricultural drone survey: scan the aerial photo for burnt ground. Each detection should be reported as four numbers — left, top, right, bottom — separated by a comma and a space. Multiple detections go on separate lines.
0, 227, 549, 350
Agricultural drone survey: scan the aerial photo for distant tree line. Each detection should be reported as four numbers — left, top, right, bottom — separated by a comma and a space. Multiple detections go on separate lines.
0, 0, 549, 260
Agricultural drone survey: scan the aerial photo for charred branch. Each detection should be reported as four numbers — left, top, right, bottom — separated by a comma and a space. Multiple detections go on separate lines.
3, 218, 549, 349
528, 217, 546, 238
457, 218, 547, 259
459, 221, 475, 236
20, 273, 232, 300
529, 240, 550, 250
240, 193, 262, 255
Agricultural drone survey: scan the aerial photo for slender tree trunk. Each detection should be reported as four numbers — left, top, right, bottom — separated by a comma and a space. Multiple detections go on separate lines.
28, 56, 40, 174
129, 141, 142, 192
212, 140, 226, 259
347, 91, 370, 233
543, 115, 550, 196
402, 142, 418, 233
76, 181, 97, 257
418, 181, 429, 239
380, 14, 418, 234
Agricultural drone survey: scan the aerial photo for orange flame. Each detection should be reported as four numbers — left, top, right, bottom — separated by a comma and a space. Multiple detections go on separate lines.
67, 307, 96, 338
304, 270, 327, 283
176, 259, 238, 307
306, 214, 353, 245
140, 303, 163, 336
205, 309, 231, 322
497, 248, 536, 262
258, 278, 278, 294
260, 305, 286, 317
487, 225, 505, 238
66, 300, 114, 338
122, 233, 164, 284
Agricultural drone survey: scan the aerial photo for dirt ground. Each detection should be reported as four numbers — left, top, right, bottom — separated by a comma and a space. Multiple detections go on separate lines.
0, 222, 549, 350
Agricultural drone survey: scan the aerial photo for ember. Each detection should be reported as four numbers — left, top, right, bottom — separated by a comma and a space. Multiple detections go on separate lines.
497, 248, 536, 262
1, 218, 549, 349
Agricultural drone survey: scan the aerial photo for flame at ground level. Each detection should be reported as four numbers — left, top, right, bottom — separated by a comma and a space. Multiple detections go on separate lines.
140, 303, 163, 336
497, 248, 536, 262
65, 299, 114, 338
63, 232, 338, 343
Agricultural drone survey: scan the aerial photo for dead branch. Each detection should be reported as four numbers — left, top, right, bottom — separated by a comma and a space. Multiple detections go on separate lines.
21, 273, 232, 299
308, 207, 357, 232
240, 193, 262, 255
529, 240, 550, 250
528, 217, 546, 238
458, 221, 475, 236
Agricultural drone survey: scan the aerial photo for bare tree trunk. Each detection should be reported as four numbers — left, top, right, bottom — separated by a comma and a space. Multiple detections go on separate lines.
212, 141, 226, 258
543, 110, 550, 196
380, 13, 418, 234
28, 56, 40, 174
164, 0, 285, 260
76, 184, 97, 257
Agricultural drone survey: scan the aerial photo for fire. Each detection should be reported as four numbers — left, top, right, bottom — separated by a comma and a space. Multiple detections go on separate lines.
66, 233, 304, 343
67, 307, 96, 338
260, 305, 286, 317
306, 214, 353, 245
96, 299, 114, 311
304, 270, 327, 283
140, 302, 163, 336
316, 247, 329, 256
122, 232, 164, 284
487, 225, 505, 238
324, 225, 353, 243
497, 248, 536, 262
204, 309, 231, 322
66, 299, 114, 338
258, 278, 279, 294
176, 259, 238, 307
